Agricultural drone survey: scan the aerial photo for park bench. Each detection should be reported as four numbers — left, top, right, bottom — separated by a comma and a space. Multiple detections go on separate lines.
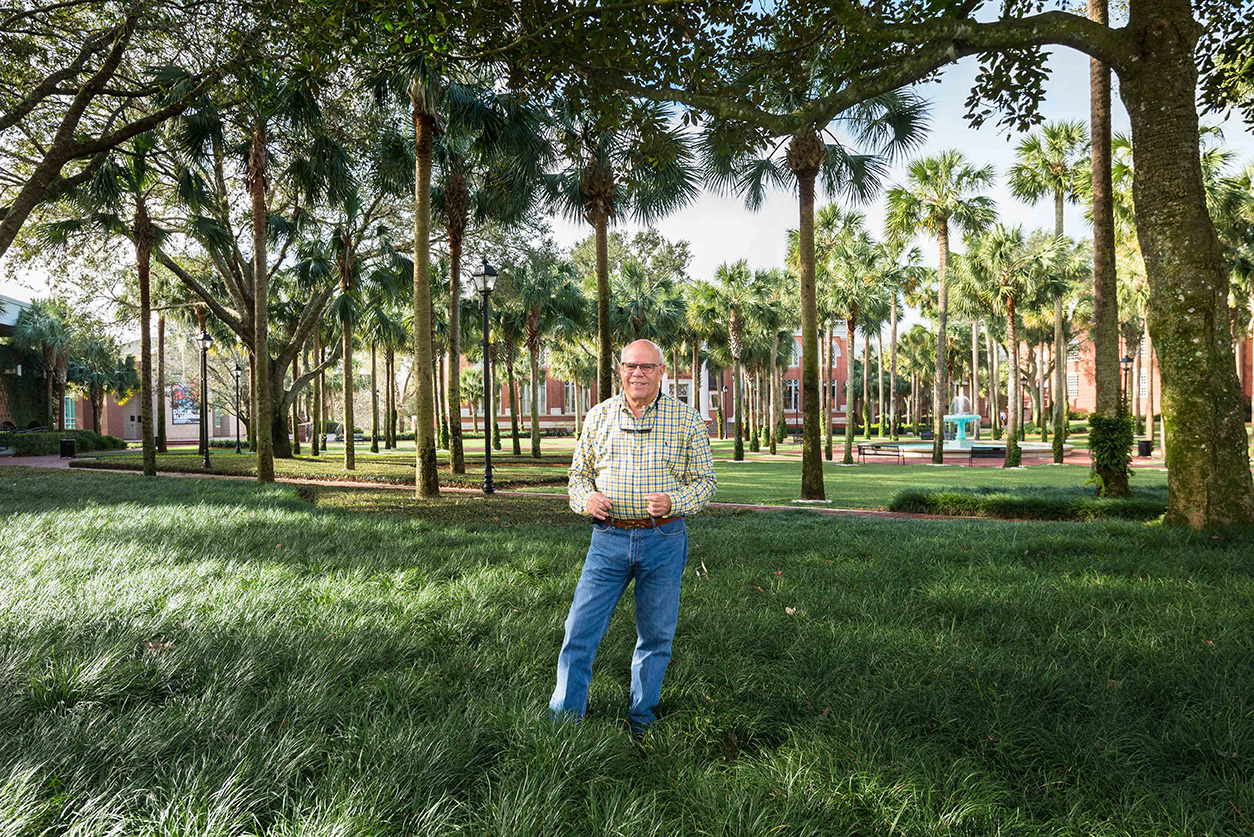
968, 446, 1003, 464
856, 443, 903, 464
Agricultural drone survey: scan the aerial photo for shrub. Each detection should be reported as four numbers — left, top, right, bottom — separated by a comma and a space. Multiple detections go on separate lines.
888, 484, 1167, 521
5, 430, 126, 456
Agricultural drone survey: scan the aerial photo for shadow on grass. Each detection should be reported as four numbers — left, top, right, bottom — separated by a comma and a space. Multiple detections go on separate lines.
4, 466, 1254, 833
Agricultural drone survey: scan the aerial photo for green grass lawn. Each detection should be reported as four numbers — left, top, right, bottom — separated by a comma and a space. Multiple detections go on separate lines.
2, 466, 1252, 834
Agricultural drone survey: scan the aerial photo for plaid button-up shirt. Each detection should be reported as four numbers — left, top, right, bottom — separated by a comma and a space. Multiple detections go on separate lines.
568, 392, 717, 519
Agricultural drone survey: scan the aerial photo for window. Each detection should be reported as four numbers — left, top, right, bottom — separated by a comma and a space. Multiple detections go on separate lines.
785, 379, 799, 411
521, 382, 546, 414
1066, 371, 1078, 397
1067, 344, 1080, 364
63, 397, 77, 429
1138, 369, 1147, 399
789, 342, 800, 367
563, 381, 589, 413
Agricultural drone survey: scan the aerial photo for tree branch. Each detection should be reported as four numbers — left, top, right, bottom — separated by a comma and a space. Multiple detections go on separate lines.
155, 251, 248, 340
0, 28, 115, 133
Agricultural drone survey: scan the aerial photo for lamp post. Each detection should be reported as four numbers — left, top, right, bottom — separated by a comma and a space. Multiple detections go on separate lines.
1121, 354, 1134, 413
471, 257, 498, 495
233, 362, 242, 454
199, 330, 213, 469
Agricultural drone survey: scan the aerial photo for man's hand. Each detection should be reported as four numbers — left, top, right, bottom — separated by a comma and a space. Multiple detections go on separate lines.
645, 492, 672, 518
586, 492, 613, 520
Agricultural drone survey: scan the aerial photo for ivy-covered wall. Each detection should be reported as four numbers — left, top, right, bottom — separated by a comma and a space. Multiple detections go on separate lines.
0, 343, 48, 428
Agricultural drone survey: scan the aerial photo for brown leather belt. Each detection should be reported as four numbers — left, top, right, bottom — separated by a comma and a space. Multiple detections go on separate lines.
603, 515, 682, 530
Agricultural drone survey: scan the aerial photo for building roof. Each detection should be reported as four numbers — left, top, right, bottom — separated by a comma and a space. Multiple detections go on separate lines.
0, 294, 30, 336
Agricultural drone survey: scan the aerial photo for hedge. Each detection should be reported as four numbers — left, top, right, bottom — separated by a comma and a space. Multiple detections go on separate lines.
888, 484, 1167, 522
2, 430, 127, 456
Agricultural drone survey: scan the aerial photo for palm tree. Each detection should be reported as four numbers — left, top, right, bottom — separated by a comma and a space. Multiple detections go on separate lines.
707, 90, 928, 497
545, 100, 701, 403
10, 300, 71, 432
511, 256, 587, 458
460, 364, 485, 432
704, 261, 768, 462
881, 242, 927, 440
962, 226, 1062, 467
610, 260, 686, 345
829, 233, 891, 463
886, 150, 996, 463
1009, 121, 1090, 461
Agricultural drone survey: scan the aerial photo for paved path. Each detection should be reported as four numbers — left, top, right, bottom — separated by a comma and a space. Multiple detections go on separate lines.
6, 454, 957, 521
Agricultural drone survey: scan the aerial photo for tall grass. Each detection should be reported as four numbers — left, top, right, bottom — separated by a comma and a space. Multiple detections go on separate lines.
2, 466, 1252, 835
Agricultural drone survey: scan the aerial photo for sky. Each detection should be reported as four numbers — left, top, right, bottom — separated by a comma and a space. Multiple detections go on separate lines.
3, 47, 1252, 307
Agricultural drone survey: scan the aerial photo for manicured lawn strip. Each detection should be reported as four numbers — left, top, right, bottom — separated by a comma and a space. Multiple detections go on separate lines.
513, 460, 1168, 509
70, 449, 569, 489
3, 466, 1253, 834
889, 485, 1169, 521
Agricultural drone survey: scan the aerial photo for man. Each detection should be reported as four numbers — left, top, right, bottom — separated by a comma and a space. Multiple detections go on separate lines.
550, 339, 717, 732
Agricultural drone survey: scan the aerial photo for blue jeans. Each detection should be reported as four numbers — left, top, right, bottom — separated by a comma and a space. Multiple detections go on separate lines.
550, 517, 688, 730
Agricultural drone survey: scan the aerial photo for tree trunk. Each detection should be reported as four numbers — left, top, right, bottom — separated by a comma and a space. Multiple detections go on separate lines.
1053, 188, 1068, 461
134, 201, 156, 477
1132, 335, 1142, 435
248, 117, 274, 483
971, 318, 979, 432
862, 328, 871, 438
411, 103, 439, 497
1148, 339, 1157, 444
312, 331, 321, 456
691, 340, 701, 411
342, 297, 355, 471
594, 209, 613, 406
1116, 0, 1254, 522
447, 235, 465, 472
823, 320, 833, 458
574, 381, 583, 438
876, 330, 885, 438
1038, 342, 1048, 441
843, 306, 858, 464
793, 149, 824, 499
769, 331, 779, 453
987, 327, 1000, 439
291, 354, 301, 455
933, 220, 950, 463
370, 343, 379, 454
530, 339, 542, 459
505, 341, 521, 456
156, 315, 167, 452
1005, 298, 1021, 467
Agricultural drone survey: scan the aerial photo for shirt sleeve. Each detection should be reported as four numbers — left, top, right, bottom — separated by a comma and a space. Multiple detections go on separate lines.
567, 411, 599, 516
668, 414, 717, 516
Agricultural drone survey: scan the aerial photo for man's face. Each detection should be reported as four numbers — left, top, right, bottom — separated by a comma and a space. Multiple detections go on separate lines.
619, 344, 664, 406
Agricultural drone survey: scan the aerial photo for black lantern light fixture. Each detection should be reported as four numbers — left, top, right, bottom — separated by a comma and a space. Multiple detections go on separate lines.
232, 362, 243, 454
470, 257, 498, 495
199, 331, 213, 469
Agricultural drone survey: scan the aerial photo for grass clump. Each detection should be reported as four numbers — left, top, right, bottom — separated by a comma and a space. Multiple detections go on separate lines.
3, 465, 1253, 835
889, 485, 1170, 521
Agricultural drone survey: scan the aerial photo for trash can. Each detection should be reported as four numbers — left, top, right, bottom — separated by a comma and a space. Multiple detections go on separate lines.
60, 438, 76, 459
1137, 439, 1153, 457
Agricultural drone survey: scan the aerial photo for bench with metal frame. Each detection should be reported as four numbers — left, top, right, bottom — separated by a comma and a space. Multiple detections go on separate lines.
856, 443, 903, 464
967, 445, 1003, 464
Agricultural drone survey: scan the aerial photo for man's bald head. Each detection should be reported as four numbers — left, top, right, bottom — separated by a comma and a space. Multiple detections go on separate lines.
621, 339, 664, 365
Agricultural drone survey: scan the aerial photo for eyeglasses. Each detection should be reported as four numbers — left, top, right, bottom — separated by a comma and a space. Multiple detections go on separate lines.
620, 362, 659, 373
618, 411, 653, 434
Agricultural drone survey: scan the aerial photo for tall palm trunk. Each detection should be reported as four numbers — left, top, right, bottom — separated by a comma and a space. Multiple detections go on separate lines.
410, 99, 438, 497
933, 219, 950, 463
156, 315, 167, 452
862, 329, 871, 438
971, 318, 980, 432
592, 205, 613, 405
248, 116, 274, 483
730, 309, 744, 462
769, 331, 779, 453
1038, 342, 1048, 441
1087, 0, 1126, 495
790, 130, 825, 499
823, 321, 833, 458
1132, 336, 1142, 434
135, 200, 156, 477
1053, 192, 1068, 461
691, 340, 701, 411
447, 225, 465, 473
312, 331, 321, 456
389, 346, 398, 447
987, 327, 1001, 439
876, 331, 885, 437
890, 301, 900, 440
1005, 296, 1022, 467
1147, 338, 1157, 445
370, 343, 379, 454
529, 334, 542, 459
505, 340, 521, 456
291, 355, 301, 455
342, 312, 355, 470
843, 306, 858, 464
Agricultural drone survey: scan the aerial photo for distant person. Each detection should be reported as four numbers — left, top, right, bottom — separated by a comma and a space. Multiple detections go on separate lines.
551, 339, 717, 734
